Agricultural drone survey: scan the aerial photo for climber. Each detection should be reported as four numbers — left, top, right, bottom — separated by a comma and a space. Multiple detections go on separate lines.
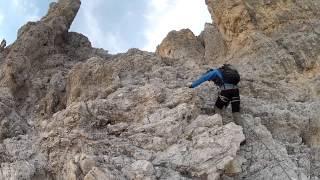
0, 39, 6, 52
188, 64, 242, 126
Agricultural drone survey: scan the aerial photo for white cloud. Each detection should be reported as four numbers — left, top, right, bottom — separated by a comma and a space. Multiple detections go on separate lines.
0, 13, 4, 26
12, 0, 38, 14
11, 0, 41, 21
12, 0, 41, 38
26, 15, 41, 22
143, 0, 211, 52
0, 13, 4, 39
71, 0, 127, 53
71, 0, 211, 53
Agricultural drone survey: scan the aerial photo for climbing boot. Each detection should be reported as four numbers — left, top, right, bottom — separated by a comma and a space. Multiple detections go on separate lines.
214, 107, 223, 115
232, 112, 243, 126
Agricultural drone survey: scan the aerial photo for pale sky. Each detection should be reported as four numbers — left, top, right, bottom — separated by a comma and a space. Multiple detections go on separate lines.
0, 0, 211, 53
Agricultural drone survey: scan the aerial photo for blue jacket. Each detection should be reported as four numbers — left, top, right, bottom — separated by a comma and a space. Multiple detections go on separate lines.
191, 69, 223, 88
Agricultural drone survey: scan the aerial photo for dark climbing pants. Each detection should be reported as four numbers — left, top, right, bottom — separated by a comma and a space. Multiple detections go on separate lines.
215, 88, 240, 113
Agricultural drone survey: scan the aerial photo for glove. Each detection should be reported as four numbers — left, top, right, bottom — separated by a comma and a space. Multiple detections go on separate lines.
187, 82, 193, 88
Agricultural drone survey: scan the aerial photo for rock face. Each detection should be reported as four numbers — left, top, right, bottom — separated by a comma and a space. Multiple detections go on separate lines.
0, 0, 320, 179
156, 29, 205, 60
205, 0, 256, 50
198, 23, 227, 63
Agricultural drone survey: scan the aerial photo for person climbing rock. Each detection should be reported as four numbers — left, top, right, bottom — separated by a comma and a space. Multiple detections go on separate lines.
0, 39, 6, 52
188, 64, 242, 126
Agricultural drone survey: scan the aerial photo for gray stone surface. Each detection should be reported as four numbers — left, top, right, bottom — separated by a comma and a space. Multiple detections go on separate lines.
0, 0, 319, 179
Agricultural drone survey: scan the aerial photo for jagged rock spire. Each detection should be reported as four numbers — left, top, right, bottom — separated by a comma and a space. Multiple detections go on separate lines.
42, 0, 81, 29
0, 0, 82, 94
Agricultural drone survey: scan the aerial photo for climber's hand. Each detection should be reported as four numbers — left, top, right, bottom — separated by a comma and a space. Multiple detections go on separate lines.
187, 82, 193, 88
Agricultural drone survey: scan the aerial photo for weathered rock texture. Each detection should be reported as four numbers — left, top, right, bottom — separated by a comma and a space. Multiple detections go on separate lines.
156, 29, 205, 60
198, 23, 227, 63
0, 0, 319, 179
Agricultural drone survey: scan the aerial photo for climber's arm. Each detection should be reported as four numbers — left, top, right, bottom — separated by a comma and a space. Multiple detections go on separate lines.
190, 69, 219, 88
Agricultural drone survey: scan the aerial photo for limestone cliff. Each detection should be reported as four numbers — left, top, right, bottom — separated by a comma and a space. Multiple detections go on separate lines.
0, 0, 319, 180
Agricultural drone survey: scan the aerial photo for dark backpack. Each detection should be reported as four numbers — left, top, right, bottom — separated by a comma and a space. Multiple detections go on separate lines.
219, 64, 240, 85
205, 68, 224, 86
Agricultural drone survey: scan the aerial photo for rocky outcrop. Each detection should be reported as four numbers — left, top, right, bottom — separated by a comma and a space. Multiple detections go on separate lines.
156, 29, 205, 60
205, 0, 320, 72
242, 0, 320, 35
39, 101, 244, 179
205, 0, 257, 52
42, 0, 81, 28
0, 0, 246, 179
0, 0, 110, 118
0, 0, 319, 179
198, 23, 227, 63
233, 115, 309, 180
157, 0, 320, 179
0, 0, 81, 96
0, 88, 28, 141
205, 0, 320, 48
